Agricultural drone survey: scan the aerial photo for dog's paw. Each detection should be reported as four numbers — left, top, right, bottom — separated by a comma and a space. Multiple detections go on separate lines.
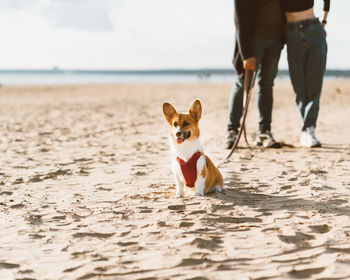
192, 191, 204, 197
175, 193, 184, 199
216, 186, 224, 193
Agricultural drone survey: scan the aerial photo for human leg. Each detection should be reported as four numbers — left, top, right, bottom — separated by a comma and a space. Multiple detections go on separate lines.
286, 24, 308, 127
227, 73, 244, 133
303, 22, 327, 130
226, 73, 245, 149
286, 19, 327, 147
256, 38, 282, 133
252, 38, 282, 148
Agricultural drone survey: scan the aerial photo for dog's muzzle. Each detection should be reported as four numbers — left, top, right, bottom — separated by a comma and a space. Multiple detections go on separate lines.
175, 130, 191, 144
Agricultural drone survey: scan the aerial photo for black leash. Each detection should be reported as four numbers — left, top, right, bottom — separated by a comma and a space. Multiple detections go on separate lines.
218, 69, 256, 167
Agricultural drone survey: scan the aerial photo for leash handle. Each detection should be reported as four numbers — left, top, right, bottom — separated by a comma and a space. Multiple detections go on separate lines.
218, 69, 256, 167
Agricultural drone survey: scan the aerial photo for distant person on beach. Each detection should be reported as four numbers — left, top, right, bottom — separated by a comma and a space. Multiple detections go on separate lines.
281, 0, 330, 147
226, 0, 284, 149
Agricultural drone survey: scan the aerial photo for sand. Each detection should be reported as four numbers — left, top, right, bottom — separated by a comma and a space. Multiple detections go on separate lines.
0, 80, 349, 280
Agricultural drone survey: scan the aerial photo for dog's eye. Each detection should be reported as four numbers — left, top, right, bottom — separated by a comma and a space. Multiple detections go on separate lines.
173, 122, 178, 127
182, 121, 189, 127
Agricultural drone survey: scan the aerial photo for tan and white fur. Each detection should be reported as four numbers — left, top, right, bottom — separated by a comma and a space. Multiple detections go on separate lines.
162, 99, 223, 197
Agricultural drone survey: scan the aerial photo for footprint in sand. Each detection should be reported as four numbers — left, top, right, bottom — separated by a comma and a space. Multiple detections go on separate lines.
29, 233, 45, 239
280, 185, 293, 190
178, 221, 194, 228
133, 171, 147, 176
73, 157, 93, 163
309, 224, 330, 234
44, 169, 73, 179
0, 262, 20, 269
91, 253, 108, 261
327, 246, 350, 254
28, 175, 44, 183
176, 258, 206, 267
190, 237, 222, 251
206, 216, 262, 224
327, 198, 348, 205
72, 232, 115, 239
51, 215, 66, 221
188, 210, 207, 216
72, 213, 91, 220
138, 206, 153, 213
278, 232, 315, 245
168, 204, 186, 211
288, 267, 326, 278
10, 203, 25, 209
0, 191, 13, 196
139, 209, 153, 213
119, 231, 131, 237
97, 186, 112, 191
19, 269, 34, 275
63, 264, 83, 273
156, 221, 167, 227
25, 214, 43, 225
13, 178, 24, 184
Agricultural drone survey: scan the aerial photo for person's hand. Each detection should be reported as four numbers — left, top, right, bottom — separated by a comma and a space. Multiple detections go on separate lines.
243, 57, 256, 71
321, 18, 327, 36
322, 24, 327, 36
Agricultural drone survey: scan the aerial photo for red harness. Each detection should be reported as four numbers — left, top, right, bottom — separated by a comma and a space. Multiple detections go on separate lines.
176, 152, 201, 188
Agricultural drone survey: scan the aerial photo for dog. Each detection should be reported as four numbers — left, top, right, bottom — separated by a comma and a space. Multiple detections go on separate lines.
162, 99, 223, 197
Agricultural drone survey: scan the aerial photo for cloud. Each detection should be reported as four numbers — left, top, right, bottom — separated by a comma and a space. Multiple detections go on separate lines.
0, 0, 120, 32
41, 0, 118, 32
0, 0, 347, 69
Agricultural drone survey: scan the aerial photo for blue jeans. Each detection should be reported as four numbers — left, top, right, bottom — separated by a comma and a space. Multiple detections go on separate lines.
228, 37, 283, 133
286, 18, 327, 131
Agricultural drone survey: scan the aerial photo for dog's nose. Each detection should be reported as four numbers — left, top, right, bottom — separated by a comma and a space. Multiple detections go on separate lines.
176, 131, 182, 137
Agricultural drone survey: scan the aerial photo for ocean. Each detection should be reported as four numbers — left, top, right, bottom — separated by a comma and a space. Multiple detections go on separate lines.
0, 69, 348, 86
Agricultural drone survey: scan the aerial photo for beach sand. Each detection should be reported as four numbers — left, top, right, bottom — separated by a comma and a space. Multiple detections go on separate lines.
0, 80, 349, 280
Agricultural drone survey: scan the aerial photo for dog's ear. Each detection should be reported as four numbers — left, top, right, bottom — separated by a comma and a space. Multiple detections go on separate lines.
188, 99, 202, 121
162, 102, 177, 124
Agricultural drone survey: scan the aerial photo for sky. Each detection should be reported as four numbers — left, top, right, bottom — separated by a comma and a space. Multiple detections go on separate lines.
0, 0, 348, 70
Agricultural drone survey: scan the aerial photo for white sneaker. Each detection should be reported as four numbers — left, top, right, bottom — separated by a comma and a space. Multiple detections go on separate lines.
300, 126, 321, 148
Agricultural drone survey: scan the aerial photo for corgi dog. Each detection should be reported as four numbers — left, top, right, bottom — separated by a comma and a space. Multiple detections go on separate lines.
162, 99, 223, 197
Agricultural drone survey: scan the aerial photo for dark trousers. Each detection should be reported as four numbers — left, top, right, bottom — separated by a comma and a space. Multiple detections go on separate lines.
286, 18, 327, 131
228, 37, 283, 133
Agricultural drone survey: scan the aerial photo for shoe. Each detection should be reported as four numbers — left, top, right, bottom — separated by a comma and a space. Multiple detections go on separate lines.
254, 131, 281, 148
300, 126, 321, 148
226, 130, 237, 149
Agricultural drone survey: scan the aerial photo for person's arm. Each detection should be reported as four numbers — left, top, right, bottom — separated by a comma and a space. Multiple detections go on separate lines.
234, 0, 256, 70
322, 0, 330, 28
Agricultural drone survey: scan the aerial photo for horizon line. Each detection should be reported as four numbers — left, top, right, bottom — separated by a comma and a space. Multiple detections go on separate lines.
0, 69, 349, 77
